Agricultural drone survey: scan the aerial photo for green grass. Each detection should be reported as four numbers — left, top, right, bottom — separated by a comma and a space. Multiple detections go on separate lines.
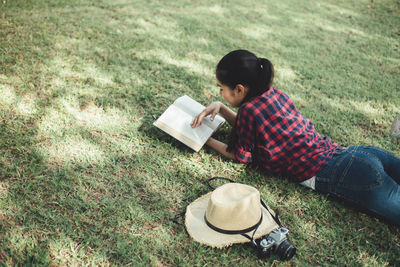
1, 0, 399, 265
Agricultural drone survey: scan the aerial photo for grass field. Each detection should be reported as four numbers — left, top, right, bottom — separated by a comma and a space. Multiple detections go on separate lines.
1, 0, 399, 265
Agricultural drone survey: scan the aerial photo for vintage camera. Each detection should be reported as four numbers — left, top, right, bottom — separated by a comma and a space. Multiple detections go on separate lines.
256, 227, 296, 260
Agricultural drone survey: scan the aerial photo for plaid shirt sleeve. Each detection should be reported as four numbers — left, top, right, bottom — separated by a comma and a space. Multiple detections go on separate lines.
234, 106, 256, 163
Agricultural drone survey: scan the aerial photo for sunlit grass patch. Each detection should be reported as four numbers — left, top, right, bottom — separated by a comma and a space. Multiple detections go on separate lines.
41, 135, 105, 166
46, 55, 115, 88
276, 66, 298, 83
0, 181, 9, 204
148, 51, 213, 76
36, 98, 140, 166
38, 97, 134, 133
356, 250, 389, 267
348, 100, 387, 119
207, 5, 225, 16
16, 94, 37, 116
64, 100, 131, 132
239, 25, 274, 39
48, 236, 110, 265
0, 84, 17, 107
322, 2, 360, 17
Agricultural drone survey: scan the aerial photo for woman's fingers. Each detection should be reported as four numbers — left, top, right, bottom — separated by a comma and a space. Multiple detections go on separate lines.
191, 103, 220, 128
210, 111, 217, 121
191, 111, 206, 128
190, 116, 198, 128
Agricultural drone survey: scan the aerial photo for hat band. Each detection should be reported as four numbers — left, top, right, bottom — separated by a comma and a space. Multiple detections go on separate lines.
204, 213, 263, 235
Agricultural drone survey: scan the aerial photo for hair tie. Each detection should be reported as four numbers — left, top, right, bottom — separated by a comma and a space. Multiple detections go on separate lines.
258, 58, 263, 69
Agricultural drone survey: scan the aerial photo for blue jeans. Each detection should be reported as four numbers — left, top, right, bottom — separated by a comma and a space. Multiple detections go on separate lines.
315, 145, 400, 226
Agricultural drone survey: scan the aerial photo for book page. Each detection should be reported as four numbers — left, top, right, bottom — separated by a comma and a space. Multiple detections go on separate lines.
154, 105, 214, 151
173, 95, 225, 130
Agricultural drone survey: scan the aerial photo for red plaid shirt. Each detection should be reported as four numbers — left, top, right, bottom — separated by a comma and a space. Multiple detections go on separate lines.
233, 87, 340, 182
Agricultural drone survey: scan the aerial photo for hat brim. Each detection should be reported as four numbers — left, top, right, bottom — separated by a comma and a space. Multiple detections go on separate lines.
185, 192, 279, 248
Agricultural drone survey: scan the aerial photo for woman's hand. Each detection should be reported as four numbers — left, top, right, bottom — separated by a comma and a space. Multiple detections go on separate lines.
191, 101, 222, 128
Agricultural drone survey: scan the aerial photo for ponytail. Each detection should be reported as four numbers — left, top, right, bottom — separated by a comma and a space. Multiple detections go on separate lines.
243, 57, 274, 103
259, 58, 274, 91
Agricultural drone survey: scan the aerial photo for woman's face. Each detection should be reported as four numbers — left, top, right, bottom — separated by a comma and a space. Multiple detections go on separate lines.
217, 78, 246, 108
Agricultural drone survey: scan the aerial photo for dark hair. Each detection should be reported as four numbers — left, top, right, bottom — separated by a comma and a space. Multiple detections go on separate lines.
216, 49, 274, 104
216, 50, 274, 152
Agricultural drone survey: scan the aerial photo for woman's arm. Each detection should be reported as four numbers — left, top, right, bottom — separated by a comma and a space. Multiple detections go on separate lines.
218, 102, 236, 126
205, 137, 236, 160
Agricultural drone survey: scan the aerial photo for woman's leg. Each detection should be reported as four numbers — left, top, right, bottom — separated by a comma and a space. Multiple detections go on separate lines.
315, 146, 400, 226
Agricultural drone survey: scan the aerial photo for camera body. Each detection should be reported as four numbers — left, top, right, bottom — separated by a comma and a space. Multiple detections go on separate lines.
257, 227, 296, 260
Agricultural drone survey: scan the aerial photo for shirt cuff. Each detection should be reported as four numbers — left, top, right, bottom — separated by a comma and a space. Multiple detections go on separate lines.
235, 146, 253, 163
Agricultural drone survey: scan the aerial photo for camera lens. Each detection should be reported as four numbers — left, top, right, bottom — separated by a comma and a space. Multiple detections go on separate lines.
277, 240, 296, 260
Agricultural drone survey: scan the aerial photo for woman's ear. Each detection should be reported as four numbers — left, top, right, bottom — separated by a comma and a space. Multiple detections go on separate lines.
234, 84, 249, 97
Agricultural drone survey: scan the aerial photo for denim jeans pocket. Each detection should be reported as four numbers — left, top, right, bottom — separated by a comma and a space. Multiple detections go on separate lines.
335, 154, 383, 191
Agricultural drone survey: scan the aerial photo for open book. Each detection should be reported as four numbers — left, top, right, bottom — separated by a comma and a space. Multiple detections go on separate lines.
153, 95, 225, 152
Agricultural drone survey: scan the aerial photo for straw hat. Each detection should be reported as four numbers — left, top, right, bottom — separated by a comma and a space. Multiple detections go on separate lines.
185, 183, 279, 248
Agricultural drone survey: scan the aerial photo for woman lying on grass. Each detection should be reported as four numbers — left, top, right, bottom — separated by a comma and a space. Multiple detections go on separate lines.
191, 49, 400, 226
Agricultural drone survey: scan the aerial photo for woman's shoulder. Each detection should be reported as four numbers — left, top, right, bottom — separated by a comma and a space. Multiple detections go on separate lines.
270, 87, 291, 99
241, 87, 284, 109
237, 100, 259, 121
263, 87, 294, 107
240, 87, 294, 116
238, 94, 269, 119
240, 97, 261, 112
